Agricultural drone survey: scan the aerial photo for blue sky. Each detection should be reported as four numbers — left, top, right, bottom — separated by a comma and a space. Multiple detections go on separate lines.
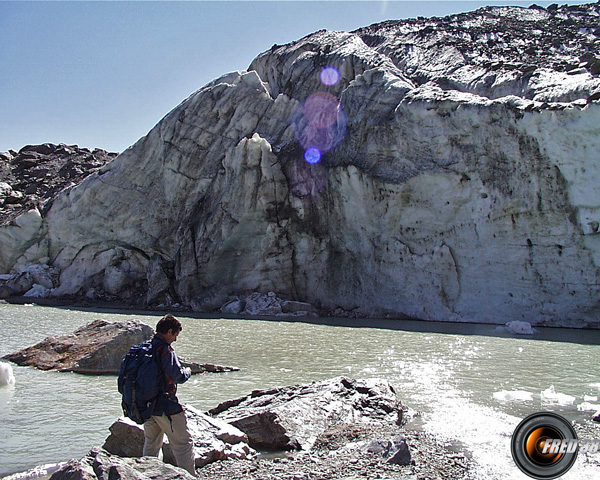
0, 1, 590, 153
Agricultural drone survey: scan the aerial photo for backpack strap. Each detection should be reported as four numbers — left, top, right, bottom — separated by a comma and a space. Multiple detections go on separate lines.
152, 341, 166, 393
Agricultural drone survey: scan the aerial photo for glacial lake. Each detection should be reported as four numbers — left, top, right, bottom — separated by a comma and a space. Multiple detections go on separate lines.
0, 303, 599, 479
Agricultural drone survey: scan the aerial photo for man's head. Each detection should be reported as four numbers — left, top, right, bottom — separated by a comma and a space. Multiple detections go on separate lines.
156, 314, 183, 344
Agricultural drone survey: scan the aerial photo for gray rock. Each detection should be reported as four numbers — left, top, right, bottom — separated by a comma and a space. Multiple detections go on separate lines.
0, 181, 12, 197
243, 292, 282, 316
50, 447, 194, 480
387, 439, 412, 466
210, 377, 402, 451
102, 406, 254, 468
102, 417, 148, 459
220, 297, 245, 315
0, 264, 60, 299
280, 299, 318, 316
2, 318, 238, 375
180, 360, 239, 374
220, 293, 318, 317
2, 319, 153, 374
364, 437, 412, 465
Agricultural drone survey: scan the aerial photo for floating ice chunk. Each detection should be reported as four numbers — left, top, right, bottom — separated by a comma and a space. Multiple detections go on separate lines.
493, 390, 534, 402
541, 385, 576, 405
589, 383, 600, 391
505, 321, 536, 335
577, 401, 600, 412
0, 361, 15, 386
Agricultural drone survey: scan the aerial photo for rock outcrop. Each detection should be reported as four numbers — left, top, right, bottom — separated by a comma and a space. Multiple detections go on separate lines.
0, 144, 117, 225
50, 378, 403, 479
102, 407, 255, 468
0, 144, 117, 274
209, 377, 402, 451
220, 291, 318, 316
50, 447, 195, 480
2, 3, 600, 326
3, 319, 152, 374
2, 319, 238, 374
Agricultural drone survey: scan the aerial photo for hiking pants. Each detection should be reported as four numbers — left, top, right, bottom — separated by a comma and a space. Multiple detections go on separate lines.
143, 411, 195, 476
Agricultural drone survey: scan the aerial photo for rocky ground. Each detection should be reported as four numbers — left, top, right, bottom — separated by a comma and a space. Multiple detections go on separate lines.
195, 419, 471, 480
0, 143, 117, 225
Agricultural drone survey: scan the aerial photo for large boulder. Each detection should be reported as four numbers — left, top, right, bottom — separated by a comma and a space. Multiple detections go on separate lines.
209, 377, 402, 451
102, 406, 255, 468
2, 319, 239, 375
50, 447, 194, 480
2, 319, 153, 374
220, 291, 319, 316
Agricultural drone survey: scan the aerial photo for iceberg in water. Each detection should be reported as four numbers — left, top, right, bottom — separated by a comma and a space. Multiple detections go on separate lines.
577, 401, 600, 412
541, 385, 576, 406
493, 390, 534, 402
0, 361, 15, 386
505, 321, 536, 335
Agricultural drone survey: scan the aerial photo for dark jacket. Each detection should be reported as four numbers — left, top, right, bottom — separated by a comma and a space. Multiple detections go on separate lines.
150, 333, 191, 417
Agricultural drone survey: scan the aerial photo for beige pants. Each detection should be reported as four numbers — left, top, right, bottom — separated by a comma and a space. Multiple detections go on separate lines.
143, 411, 196, 476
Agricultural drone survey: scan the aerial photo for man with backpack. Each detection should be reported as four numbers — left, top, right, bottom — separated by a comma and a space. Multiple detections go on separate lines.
141, 314, 196, 476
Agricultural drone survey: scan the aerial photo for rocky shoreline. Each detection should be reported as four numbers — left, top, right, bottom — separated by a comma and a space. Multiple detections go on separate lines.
192, 419, 471, 480
7, 388, 472, 480
6, 411, 472, 480
2, 320, 474, 479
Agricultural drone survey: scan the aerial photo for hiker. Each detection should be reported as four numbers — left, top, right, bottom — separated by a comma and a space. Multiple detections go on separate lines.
142, 314, 196, 476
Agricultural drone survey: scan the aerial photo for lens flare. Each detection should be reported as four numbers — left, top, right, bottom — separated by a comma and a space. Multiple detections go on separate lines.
304, 147, 322, 164
320, 66, 340, 86
292, 92, 347, 156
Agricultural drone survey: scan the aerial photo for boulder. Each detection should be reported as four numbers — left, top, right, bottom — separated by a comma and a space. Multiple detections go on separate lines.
220, 292, 319, 317
365, 437, 412, 466
2, 319, 239, 375
49, 447, 194, 480
2, 319, 153, 374
243, 292, 282, 316
180, 361, 239, 374
102, 406, 255, 468
0, 263, 60, 299
209, 377, 402, 451
387, 440, 412, 466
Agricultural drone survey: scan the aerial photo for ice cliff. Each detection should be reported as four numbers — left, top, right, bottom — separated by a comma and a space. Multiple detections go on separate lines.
1, 3, 600, 327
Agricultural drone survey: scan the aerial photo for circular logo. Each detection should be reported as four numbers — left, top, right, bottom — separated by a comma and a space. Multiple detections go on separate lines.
511, 412, 578, 479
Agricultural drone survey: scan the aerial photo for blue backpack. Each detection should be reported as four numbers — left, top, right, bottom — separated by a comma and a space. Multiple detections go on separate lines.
118, 341, 162, 424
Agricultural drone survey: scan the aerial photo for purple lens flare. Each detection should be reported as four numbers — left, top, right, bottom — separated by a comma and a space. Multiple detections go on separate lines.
292, 92, 347, 164
304, 147, 322, 164
320, 66, 340, 86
